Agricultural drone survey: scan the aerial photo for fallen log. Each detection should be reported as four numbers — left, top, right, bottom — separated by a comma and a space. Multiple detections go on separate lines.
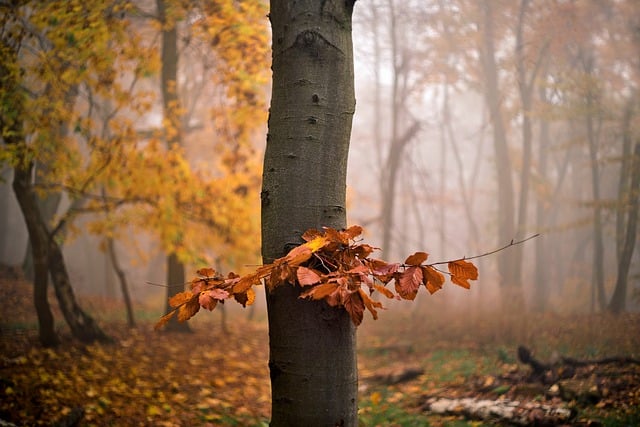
423, 397, 574, 426
517, 345, 640, 384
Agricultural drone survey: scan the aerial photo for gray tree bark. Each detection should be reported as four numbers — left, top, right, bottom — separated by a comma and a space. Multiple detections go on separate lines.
262, 0, 358, 425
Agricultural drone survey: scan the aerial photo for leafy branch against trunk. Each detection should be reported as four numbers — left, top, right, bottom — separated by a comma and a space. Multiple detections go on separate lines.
156, 225, 536, 329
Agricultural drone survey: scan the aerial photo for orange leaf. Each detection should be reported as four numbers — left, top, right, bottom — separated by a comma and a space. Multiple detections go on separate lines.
300, 282, 339, 300
359, 288, 383, 320
199, 289, 229, 310
367, 259, 399, 284
344, 291, 365, 326
232, 272, 262, 294
342, 225, 363, 240
196, 267, 216, 277
177, 295, 200, 322
373, 284, 396, 299
404, 251, 429, 266
422, 266, 445, 294
395, 266, 422, 300
451, 275, 471, 289
169, 291, 194, 308
234, 288, 256, 307
448, 259, 478, 289
154, 310, 176, 330
296, 266, 322, 286
448, 259, 478, 280
301, 228, 323, 242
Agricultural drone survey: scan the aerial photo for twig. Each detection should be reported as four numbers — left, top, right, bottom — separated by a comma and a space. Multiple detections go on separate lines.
428, 234, 540, 266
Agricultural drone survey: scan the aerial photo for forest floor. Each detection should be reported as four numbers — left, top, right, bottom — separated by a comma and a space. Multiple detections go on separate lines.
1, 267, 639, 426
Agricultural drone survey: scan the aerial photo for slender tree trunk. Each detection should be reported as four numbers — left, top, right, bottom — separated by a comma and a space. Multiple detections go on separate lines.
263, 1, 357, 425
585, 88, 606, 311
533, 84, 551, 312
609, 142, 640, 313
479, 2, 518, 301
12, 163, 59, 347
106, 237, 135, 327
47, 236, 111, 343
157, 0, 190, 332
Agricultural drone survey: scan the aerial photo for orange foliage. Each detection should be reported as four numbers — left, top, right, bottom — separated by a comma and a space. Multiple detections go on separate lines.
156, 225, 479, 329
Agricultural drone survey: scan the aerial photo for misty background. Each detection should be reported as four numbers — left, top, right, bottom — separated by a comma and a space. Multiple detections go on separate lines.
1, 0, 639, 320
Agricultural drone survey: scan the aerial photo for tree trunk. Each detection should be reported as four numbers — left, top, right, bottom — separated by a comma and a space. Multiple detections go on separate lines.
47, 235, 111, 343
478, 2, 519, 300
584, 64, 606, 311
2, 39, 58, 346
157, 0, 190, 332
12, 163, 59, 347
263, 1, 357, 425
107, 237, 135, 327
533, 83, 551, 312
609, 142, 640, 313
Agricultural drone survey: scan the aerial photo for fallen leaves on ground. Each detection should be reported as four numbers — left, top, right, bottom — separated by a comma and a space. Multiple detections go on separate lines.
0, 323, 271, 426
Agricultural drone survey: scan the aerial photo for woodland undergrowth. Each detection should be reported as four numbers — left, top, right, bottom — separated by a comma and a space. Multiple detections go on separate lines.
1, 268, 639, 426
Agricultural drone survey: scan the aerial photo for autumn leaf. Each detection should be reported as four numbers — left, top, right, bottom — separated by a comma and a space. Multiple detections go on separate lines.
395, 266, 423, 300
154, 310, 176, 330
342, 224, 363, 240
343, 291, 365, 326
296, 266, 322, 286
199, 289, 230, 311
373, 283, 396, 299
177, 296, 200, 322
359, 288, 383, 320
367, 259, 399, 284
301, 228, 323, 242
196, 267, 216, 277
423, 266, 445, 294
404, 251, 429, 266
234, 288, 256, 307
169, 291, 194, 308
448, 259, 479, 289
300, 282, 339, 300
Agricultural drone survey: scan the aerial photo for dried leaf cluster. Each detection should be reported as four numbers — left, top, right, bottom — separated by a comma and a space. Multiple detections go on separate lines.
156, 225, 478, 328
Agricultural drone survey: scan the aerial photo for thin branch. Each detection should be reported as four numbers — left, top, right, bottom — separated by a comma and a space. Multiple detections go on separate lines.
428, 233, 540, 266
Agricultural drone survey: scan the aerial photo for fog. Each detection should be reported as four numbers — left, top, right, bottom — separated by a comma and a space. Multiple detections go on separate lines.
1, 0, 639, 323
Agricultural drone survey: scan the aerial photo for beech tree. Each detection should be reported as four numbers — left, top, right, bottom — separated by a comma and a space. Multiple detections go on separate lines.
158, 1, 480, 425
264, 1, 358, 424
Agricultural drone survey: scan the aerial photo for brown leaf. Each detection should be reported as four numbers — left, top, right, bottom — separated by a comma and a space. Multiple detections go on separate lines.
300, 282, 339, 300
359, 288, 383, 320
301, 228, 323, 242
404, 251, 429, 266
448, 259, 478, 289
342, 225, 363, 240
196, 267, 216, 277
423, 266, 445, 294
448, 259, 478, 279
352, 243, 376, 259
395, 266, 423, 300
296, 266, 322, 286
233, 272, 262, 294
178, 295, 200, 322
344, 291, 365, 326
234, 288, 256, 307
199, 289, 230, 311
154, 310, 176, 330
169, 291, 194, 308
367, 259, 399, 284
373, 284, 396, 299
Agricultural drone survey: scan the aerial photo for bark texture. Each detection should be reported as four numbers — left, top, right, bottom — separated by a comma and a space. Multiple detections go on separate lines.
263, 1, 357, 425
